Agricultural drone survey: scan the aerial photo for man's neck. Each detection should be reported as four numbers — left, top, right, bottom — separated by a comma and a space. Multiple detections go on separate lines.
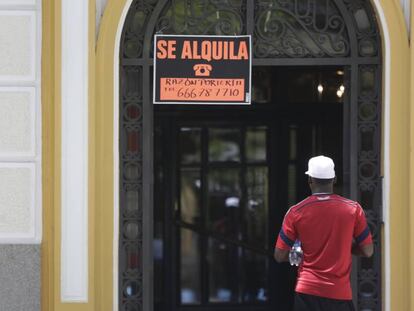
312, 187, 334, 195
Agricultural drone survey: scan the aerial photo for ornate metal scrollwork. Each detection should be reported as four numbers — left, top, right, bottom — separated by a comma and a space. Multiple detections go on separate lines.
119, 60, 144, 310
357, 64, 381, 311
254, 0, 350, 58
122, 0, 158, 59
343, 0, 380, 57
156, 0, 246, 35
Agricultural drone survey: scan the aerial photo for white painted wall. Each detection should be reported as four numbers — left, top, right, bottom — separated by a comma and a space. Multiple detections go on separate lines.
0, 1, 41, 244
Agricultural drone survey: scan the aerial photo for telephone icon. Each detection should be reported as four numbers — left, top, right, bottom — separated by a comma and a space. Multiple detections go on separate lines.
193, 64, 212, 77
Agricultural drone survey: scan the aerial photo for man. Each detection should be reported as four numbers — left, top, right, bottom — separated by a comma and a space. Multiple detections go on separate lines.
274, 155, 373, 311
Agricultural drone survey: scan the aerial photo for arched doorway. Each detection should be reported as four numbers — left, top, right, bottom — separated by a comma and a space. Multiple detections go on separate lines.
118, 1, 382, 310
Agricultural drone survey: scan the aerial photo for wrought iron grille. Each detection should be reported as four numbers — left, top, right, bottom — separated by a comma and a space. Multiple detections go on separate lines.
254, 0, 350, 57
119, 0, 382, 310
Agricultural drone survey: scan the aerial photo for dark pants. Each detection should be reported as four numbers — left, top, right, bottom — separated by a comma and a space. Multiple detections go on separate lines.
294, 293, 356, 311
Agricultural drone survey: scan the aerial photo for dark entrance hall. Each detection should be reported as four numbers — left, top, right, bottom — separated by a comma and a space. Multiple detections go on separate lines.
152, 67, 344, 311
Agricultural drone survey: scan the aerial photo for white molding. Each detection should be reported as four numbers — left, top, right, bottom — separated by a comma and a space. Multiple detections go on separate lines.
371, 1, 391, 311
0, 11, 36, 82
113, 1, 133, 310
35, 0, 42, 245
0, 162, 40, 243
61, 0, 89, 303
96, 0, 109, 38
0, 6, 37, 11
0, 2, 37, 11
0, 0, 36, 5
0, 87, 36, 159
400, 0, 411, 34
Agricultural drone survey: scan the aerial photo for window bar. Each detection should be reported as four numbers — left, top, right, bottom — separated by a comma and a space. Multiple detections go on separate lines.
200, 126, 208, 305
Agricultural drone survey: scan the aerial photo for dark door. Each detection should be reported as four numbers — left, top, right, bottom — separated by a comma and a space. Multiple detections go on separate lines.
154, 100, 342, 311
155, 114, 277, 311
153, 65, 344, 311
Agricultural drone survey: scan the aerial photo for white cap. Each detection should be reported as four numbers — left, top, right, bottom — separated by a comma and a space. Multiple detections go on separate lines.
305, 155, 335, 179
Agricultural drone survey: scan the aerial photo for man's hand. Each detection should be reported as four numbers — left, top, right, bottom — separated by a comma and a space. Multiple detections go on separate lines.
352, 241, 374, 257
274, 247, 290, 263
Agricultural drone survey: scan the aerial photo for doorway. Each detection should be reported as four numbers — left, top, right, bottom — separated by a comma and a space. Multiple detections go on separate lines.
118, 1, 383, 310
153, 67, 344, 311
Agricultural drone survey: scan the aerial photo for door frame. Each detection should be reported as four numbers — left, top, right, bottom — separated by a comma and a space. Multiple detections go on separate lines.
118, 1, 385, 311
90, 0, 407, 311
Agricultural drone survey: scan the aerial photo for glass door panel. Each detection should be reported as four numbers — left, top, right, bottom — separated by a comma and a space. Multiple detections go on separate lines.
245, 167, 269, 248
180, 227, 202, 304
180, 168, 201, 225
246, 127, 267, 162
208, 168, 241, 239
242, 250, 269, 303
207, 239, 240, 303
209, 128, 241, 162
180, 128, 202, 164
176, 123, 271, 309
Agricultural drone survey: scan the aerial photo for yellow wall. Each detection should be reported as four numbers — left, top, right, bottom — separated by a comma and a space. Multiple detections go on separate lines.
95, 0, 129, 309
410, 0, 414, 309
41, 0, 57, 309
377, 1, 411, 310
42, 0, 413, 310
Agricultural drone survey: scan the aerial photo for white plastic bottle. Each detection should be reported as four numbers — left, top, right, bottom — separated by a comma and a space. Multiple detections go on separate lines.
289, 240, 303, 266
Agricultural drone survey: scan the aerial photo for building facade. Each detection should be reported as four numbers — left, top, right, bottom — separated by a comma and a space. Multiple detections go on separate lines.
0, 0, 414, 310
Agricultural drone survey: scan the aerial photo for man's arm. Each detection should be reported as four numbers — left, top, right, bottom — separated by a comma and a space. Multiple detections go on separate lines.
353, 204, 374, 257
274, 247, 290, 263
352, 241, 374, 257
275, 208, 297, 263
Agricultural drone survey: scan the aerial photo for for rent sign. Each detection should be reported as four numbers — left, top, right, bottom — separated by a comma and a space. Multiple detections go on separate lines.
153, 35, 251, 105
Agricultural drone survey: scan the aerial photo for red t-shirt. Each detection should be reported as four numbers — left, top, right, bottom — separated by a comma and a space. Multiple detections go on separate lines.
276, 194, 372, 300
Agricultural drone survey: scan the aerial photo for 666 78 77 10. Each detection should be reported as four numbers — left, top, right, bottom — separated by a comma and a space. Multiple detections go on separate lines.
176, 87, 240, 99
